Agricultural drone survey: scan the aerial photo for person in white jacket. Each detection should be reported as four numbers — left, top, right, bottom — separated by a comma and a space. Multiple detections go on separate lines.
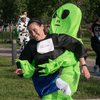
16, 11, 30, 26
17, 15, 30, 52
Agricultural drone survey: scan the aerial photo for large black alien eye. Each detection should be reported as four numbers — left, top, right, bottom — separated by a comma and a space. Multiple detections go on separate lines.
62, 10, 70, 19
53, 12, 57, 18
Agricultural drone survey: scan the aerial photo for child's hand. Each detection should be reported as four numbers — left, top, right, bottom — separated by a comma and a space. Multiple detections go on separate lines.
81, 66, 90, 79
13, 68, 24, 75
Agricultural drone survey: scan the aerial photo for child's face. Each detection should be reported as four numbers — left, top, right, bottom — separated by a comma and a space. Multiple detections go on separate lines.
28, 22, 46, 41
21, 17, 26, 23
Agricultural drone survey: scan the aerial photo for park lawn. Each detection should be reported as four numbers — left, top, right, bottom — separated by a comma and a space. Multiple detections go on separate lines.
0, 31, 19, 48
0, 57, 100, 100
0, 28, 99, 99
0, 57, 40, 100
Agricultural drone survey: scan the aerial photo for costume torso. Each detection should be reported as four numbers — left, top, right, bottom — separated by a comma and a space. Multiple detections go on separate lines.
32, 34, 65, 77
18, 33, 87, 98
19, 33, 87, 77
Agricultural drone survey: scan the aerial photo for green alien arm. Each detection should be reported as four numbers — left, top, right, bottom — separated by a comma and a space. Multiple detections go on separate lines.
16, 59, 35, 78
39, 50, 78, 76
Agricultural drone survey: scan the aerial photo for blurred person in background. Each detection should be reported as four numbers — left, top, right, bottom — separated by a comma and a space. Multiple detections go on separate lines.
17, 15, 30, 52
16, 11, 30, 26
87, 12, 100, 75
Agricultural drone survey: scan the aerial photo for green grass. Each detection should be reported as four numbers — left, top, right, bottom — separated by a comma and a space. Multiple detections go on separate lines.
73, 76, 100, 99
0, 57, 100, 100
0, 29, 99, 99
0, 31, 19, 48
0, 57, 40, 100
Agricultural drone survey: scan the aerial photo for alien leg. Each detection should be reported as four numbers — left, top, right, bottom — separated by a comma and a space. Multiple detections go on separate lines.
59, 62, 80, 97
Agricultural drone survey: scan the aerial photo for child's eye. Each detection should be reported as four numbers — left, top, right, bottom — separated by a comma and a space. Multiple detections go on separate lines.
33, 29, 36, 32
33, 29, 38, 34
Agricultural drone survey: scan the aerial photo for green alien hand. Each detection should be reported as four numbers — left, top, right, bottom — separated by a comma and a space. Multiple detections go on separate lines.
38, 50, 78, 76
16, 59, 35, 78
38, 59, 62, 76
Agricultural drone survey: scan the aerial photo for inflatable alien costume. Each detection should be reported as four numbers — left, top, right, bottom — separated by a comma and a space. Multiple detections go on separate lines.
16, 3, 87, 100
41, 3, 83, 100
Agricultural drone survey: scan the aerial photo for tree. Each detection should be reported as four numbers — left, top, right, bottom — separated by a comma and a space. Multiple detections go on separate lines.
28, 0, 63, 18
0, 0, 100, 25
1, 0, 29, 23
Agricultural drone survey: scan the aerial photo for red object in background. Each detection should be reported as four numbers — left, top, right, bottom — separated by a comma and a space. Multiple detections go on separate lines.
86, 48, 93, 51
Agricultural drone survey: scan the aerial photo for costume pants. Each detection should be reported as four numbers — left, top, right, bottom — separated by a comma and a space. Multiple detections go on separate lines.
91, 42, 100, 67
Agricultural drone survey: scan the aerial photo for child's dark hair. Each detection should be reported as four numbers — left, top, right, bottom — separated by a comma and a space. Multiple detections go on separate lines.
27, 18, 42, 27
27, 18, 48, 35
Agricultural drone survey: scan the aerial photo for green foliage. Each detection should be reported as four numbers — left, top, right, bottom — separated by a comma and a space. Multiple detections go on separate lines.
1, 0, 29, 23
27, 0, 61, 18
90, 0, 100, 14
1, 0, 18, 22
40, 13, 51, 24
27, 0, 100, 24
0, 0, 100, 24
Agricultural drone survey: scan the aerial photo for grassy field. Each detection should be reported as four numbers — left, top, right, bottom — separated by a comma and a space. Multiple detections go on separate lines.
0, 31, 19, 48
0, 29, 99, 100
0, 57, 100, 100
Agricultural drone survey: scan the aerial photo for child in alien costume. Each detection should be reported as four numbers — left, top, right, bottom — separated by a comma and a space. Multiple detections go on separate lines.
15, 3, 89, 100
40, 3, 83, 100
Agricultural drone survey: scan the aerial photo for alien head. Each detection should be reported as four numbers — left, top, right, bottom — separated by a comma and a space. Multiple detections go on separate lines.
49, 3, 82, 37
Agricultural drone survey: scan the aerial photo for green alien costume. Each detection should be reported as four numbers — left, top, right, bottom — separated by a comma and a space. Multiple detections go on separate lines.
41, 3, 82, 100
16, 3, 85, 100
